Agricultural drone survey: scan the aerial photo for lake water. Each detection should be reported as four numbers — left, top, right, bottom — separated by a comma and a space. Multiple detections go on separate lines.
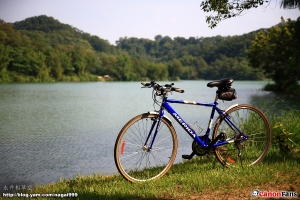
0, 81, 299, 190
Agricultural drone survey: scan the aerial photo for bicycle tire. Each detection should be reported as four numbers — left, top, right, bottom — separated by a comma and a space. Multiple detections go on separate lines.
213, 104, 271, 167
114, 113, 178, 182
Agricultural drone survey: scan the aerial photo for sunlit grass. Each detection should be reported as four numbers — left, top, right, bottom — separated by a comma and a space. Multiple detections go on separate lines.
3, 153, 299, 200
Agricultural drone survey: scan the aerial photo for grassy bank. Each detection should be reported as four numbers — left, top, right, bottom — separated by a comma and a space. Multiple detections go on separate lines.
2, 156, 299, 199
264, 83, 300, 97
1, 110, 300, 200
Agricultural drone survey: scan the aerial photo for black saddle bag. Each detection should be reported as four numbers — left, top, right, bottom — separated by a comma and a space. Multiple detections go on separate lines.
218, 88, 237, 101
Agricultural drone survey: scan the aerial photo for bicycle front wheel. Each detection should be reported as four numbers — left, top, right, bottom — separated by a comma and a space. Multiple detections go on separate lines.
213, 104, 271, 167
114, 113, 178, 182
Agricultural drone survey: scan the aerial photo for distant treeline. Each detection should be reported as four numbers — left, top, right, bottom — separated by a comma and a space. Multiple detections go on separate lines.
0, 15, 265, 82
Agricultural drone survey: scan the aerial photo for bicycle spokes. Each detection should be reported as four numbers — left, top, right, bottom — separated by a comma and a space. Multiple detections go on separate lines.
213, 105, 271, 167
114, 113, 177, 182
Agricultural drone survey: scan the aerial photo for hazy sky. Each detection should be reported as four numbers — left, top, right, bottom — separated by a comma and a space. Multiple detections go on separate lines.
0, 0, 299, 45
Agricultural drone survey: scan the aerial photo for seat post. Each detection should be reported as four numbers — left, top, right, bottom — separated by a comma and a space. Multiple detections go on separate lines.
214, 92, 219, 102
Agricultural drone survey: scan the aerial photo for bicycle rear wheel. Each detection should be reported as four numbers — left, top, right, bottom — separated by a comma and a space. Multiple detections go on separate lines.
114, 113, 178, 182
213, 104, 271, 167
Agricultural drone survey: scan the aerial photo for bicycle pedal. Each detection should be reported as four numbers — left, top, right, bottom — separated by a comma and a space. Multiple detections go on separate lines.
182, 155, 191, 159
182, 152, 196, 160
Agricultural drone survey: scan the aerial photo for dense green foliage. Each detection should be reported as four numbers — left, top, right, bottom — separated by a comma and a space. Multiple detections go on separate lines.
115, 33, 264, 80
200, 0, 300, 28
0, 15, 265, 82
248, 17, 300, 92
0, 16, 114, 82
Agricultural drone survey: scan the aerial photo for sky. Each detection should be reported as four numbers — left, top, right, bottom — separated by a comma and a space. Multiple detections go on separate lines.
0, 0, 299, 45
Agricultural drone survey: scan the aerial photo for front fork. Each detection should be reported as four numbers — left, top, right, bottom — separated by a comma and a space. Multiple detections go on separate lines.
143, 109, 164, 151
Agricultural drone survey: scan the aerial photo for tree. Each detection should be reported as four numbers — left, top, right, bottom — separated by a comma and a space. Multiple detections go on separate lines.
116, 53, 134, 81
46, 49, 64, 80
13, 15, 69, 32
168, 59, 183, 79
247, 17, 300, 90
281, 0, 300, 9
0, 45, 11, 72
200, 0, 300, 28
147, 63, 168, 81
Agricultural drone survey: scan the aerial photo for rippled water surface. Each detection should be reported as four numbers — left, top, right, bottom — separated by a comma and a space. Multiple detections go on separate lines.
0, 81, 299, 189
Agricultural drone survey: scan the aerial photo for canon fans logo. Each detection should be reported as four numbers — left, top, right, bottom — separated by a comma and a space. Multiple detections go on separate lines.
251, 190, 298, 198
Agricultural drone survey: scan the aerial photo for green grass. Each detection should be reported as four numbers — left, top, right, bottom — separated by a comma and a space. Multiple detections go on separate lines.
2, 155, 299, 199
266, 108, 300, 157
1, 110, 300, 200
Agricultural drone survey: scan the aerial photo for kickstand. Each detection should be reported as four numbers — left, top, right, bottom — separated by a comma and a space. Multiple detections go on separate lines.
238, 149, 244, 169
235, 137, 244, 169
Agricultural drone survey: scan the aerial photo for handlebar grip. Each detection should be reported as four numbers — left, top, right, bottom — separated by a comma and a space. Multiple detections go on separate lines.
141, 82, 151, 87
164, 83, 174, 87
172, 87, 184, 93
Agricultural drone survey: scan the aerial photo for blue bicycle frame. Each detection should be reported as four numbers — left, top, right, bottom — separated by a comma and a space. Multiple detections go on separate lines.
145, 97, 248, 151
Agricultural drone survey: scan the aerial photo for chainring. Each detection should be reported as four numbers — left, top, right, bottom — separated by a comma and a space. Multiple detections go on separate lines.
192, 136, 211, 156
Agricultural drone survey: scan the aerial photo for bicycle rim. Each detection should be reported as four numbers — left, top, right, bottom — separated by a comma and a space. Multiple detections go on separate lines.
213, 104, 271, 167
114, 113, 178, 182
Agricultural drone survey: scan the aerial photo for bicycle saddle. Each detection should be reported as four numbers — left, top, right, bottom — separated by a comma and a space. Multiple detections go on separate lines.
207, 78, 233, 88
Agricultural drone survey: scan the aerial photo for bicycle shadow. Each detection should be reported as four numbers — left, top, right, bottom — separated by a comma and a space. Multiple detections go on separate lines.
74, 192, 169, 200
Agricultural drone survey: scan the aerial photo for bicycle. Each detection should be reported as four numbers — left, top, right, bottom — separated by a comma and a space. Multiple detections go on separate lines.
114, 78, 271, 182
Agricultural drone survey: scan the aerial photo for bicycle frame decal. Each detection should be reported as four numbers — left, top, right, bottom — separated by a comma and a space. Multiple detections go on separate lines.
166, 98, 216, 107
162, 102, 207, 148
172, 112, 194, 135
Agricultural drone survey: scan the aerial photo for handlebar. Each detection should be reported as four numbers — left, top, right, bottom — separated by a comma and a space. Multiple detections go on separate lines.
141, 81, 184, 96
